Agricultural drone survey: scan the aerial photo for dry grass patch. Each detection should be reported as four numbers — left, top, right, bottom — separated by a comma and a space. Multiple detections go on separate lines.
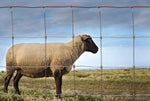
0, 69, 150, 100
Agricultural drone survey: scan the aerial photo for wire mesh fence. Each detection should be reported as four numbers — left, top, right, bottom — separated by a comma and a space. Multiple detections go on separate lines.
0, 6, 150, 101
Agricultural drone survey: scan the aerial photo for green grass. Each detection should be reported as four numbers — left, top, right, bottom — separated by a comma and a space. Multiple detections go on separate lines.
0, 69, 150, 101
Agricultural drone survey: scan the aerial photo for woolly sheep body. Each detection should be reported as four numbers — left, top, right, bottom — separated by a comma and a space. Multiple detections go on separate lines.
6, 35, 85, 78
4, 34, 98, 96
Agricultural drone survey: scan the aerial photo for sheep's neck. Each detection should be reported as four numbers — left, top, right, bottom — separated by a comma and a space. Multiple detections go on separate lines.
72, 43, 84, 61
68, 38, 85, 63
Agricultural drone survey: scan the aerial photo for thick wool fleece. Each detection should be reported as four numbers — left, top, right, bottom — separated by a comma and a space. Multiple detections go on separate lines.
6, 35, 85, 77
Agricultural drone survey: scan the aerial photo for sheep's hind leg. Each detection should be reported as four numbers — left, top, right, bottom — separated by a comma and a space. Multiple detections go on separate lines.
4, 72, 13, 93
13, 70, 22, 95
54, 70, 62, 98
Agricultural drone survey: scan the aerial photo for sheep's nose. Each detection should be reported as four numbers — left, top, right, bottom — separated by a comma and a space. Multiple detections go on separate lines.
93, 47, 98, 53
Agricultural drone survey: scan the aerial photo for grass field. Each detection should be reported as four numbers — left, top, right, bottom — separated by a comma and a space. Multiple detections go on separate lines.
0, 68, 150, 101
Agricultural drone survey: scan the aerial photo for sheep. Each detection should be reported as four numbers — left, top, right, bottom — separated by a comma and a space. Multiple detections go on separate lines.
4, 34, 98, 98
124, 68, 130, 71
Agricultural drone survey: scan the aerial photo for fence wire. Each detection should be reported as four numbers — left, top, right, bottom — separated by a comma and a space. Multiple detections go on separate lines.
10, 7, 15, 100
0, 6, 150, 8
0, 5, 150, 101
131, 7, 135, 100
99, 7, 103, 100
43, 7, 47, 99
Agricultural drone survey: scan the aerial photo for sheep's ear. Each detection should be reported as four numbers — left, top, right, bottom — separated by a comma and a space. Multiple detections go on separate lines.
81, 34, 91, 41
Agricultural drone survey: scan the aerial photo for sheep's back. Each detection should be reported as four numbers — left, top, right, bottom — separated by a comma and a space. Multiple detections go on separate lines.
15, 43, 48, 66
6, 43, 73, 76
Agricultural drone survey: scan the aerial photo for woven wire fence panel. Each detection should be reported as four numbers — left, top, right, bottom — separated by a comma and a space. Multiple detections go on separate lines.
0, 6, 150, 101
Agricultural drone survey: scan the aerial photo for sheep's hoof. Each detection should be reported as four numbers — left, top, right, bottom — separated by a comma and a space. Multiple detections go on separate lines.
4, 89, 8, 93
56, 94, 63, 99
15, 90, 21, 95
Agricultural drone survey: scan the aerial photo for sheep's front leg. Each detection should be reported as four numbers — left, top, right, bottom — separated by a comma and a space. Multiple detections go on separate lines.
54, 70, 62, 98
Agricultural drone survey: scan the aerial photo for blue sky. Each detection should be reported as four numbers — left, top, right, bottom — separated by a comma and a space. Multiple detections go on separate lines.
0, 0, 150, 71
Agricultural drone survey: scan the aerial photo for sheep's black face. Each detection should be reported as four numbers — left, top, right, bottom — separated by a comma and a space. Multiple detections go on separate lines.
82, 35, 98, 53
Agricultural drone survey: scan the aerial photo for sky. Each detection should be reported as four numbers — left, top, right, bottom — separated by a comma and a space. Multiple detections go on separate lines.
0, 0, 150, 71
